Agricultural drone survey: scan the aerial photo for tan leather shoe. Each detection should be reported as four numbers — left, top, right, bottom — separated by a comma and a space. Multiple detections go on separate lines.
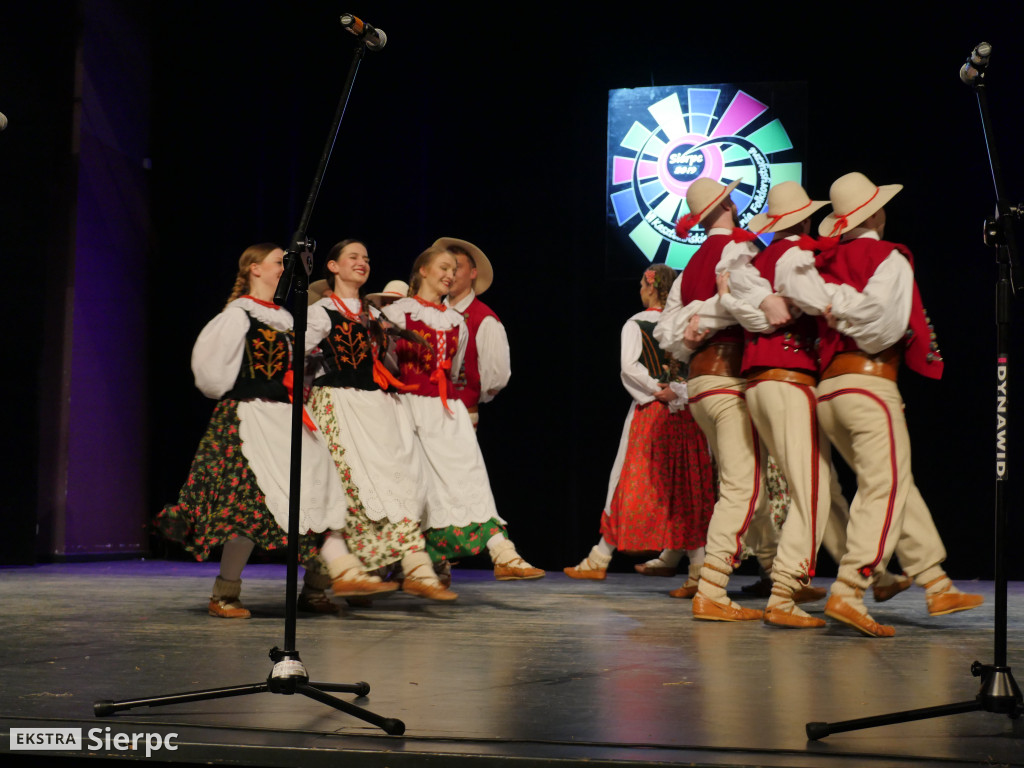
331, 576, 400, 597
668, 581, 699, 599
872, 575, 912, 602
402, 578, 458, 602
926, 587, 984, 616
692, 592, 763, 621
764, 604, 826, 628
563, 564, 606, 580
208, 598, 251, 619
824, 595, 895, 637
793, 585, 828, 604
495, 559, 545, 581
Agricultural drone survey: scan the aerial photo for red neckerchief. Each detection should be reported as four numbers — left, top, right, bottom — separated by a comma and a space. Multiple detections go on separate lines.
241, 294, 281, 309
730, 228, 759, 243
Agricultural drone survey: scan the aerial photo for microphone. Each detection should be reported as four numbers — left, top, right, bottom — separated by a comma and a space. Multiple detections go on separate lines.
959, 42, 992, 85
0, 112, 7, 131
339, 14, 387, 51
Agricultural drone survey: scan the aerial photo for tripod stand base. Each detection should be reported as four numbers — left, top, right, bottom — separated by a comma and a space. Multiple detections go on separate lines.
94, 666, 405, 736
806, 662, 1022, 740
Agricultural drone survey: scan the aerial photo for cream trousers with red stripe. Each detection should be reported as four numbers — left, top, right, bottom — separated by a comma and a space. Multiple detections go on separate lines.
687, 375, 772, 574
746, 380, 832, 593
816, 373, 943, 590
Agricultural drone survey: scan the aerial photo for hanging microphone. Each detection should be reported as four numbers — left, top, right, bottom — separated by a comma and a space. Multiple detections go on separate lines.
959, 42, 992, 85
339, 14, 387, 51
0, 112, 8, 131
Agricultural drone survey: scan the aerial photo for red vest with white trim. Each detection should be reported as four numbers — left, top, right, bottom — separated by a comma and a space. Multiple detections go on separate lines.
394, 315, 460, 397
815, 237, 943, 379
453, 297, 501, 409
679, 233, 743, 347
741, 238, 818, 375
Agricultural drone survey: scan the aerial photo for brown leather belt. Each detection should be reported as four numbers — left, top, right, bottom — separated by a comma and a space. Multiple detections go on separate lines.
746, 367, 817, 387
821, 349, 901, 382
689, 342, 743, 378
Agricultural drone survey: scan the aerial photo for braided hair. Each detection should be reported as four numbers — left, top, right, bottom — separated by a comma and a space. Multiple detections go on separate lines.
224, 243, 281, 308
642, 263, 677, 307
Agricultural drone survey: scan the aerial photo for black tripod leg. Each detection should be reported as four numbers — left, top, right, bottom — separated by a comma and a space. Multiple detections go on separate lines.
297, 683, 405, 735
806, 700, 980, 740
95, 682, 270, 716
309, 680, 371, 697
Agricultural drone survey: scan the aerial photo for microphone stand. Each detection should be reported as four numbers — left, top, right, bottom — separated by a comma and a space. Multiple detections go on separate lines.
94, 26, 405, 736
806, 46, 1023, 740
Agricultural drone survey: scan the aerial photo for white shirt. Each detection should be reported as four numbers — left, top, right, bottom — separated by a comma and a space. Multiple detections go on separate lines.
192, 297, 292, 399
620, 309, 688, 407
720, 234, 816, 334
653, 227, 739, 363
778, 228, 913, 354
449, 290, 511, 403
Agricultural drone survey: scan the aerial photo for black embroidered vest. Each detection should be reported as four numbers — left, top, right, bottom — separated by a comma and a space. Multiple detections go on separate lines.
222, 313, 291, 402
313, 308, 380, 391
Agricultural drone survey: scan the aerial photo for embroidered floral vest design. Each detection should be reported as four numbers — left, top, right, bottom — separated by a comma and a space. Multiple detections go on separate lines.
396, 316, 459, 397
223, 313, 291, 402
314, 308, 379, 391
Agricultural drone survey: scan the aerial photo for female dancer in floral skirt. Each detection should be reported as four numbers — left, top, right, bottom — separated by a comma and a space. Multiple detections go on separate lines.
305, 239, 457, 601
157, 243, 395, 617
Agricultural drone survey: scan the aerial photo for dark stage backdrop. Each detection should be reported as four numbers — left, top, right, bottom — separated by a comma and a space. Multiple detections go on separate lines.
6, 2, 1024, 578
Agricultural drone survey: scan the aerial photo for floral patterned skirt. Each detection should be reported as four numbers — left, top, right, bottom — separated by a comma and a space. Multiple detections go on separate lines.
424, 519, 507, 565
600, 402, 715, 552
340, 515, 425, 570
309, 386, 428, 570
155, 399, 321, 564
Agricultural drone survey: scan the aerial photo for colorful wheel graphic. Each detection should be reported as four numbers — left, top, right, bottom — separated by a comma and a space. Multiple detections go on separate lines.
607, 85, 804, 269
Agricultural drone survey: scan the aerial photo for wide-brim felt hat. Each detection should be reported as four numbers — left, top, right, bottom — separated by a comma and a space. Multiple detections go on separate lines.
677, 177, 741, 234
818, 172, 903, 237
365, 279, 410, 307
433, 237, 493, 295
307, 279, 329, 305
747, 181, 829, 235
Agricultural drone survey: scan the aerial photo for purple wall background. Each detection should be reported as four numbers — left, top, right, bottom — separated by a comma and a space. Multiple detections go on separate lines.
34, 1, 151, 557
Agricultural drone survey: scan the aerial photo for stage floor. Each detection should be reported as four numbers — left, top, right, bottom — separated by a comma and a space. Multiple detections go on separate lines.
0, 560, 1021, 767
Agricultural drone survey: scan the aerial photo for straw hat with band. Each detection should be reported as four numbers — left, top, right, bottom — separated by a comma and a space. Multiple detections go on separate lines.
365, 279, 410, 308
747, 181, 829, 236
817, 172, 903, 238
307, 279, 330, 305
432, 237, 493, 295
675, 178, 741, 236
